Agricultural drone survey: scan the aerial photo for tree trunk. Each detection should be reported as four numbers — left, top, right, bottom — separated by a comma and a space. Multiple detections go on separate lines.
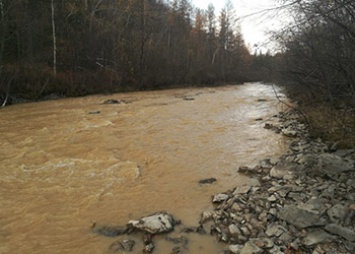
51, 0, 57, 77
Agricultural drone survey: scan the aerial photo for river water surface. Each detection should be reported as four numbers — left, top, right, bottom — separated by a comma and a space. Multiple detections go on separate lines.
0, 83, 288, 253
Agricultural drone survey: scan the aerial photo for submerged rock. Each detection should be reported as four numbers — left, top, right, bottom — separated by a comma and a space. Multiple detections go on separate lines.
88, 110, 101, 115
198, 178, 217, 184
128, 211, 176, 234
103, 99, 121, 104
110, 239, 135, 252
143, 242, 155, 253
92, 223, 127, 237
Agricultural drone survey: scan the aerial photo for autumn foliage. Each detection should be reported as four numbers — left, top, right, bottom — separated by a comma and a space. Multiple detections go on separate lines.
0, 0, 252, 101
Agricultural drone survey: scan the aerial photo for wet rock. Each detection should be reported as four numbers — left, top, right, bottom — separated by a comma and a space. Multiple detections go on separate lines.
199, 178, 217, 184
180, 226, 197, 233
258, 159, 274, 169
143, 243, 155, 253
92, 223, 127, 237
203, 109, 355, 254
325, 223, 355, 242
103, 99, 121, 104
88, 110, 101, 115
165, 236, 188, 246
212, 193, 230, 203
278, 205, 326, 228
238, 165, 263, 175
143, 233, 154, 245
302, 229, 335, 246
110, 239, 135, 252
196, 224, 206, 234
199, 211, 213, 224
128, 211, 176, 234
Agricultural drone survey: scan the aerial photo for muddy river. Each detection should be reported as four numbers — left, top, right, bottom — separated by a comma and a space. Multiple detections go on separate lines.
0, 83, 288, 253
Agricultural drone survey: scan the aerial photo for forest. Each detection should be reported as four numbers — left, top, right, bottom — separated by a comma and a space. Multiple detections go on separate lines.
0, 0, 256, 103
1, 0, 354, 146
273, 0, 355, 147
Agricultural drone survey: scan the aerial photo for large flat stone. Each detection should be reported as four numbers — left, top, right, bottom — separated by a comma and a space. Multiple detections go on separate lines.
325, 223, 355, 242
302, 229, 336, 246
278, 205, 326, 228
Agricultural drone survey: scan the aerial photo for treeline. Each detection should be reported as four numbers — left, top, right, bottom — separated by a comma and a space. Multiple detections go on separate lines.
274, 0, 355, 108
0, 0, 252, 102
263, 0, 355, 147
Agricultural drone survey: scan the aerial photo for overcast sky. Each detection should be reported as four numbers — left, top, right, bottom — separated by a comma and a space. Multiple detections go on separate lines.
191, 0, 285, 53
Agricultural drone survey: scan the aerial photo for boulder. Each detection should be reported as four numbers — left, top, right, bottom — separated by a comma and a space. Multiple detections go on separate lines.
128, 211, 176, 234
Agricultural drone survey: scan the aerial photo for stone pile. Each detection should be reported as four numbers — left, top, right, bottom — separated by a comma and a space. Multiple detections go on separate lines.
200, 109, 355, 253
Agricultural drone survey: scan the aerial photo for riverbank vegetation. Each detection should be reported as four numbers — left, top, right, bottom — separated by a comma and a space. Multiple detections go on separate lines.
256, 0, 355, 148
0, 0, 253, 103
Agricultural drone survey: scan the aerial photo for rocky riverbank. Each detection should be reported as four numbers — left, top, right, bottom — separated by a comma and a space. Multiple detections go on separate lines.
93, 109, 354, 253
201, 110, 355, 253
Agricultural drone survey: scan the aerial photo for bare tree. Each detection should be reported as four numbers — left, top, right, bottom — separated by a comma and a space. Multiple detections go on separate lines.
51, 0, 57, 77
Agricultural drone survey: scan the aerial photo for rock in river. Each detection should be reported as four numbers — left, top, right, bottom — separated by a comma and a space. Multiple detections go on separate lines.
128, 211, 177, 234
198, 178, 217, 184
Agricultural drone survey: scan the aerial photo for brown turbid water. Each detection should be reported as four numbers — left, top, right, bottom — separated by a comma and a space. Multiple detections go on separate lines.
0, 82, 288, 254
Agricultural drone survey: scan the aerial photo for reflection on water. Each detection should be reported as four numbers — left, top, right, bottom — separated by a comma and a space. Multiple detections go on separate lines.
0, 83, 288, 253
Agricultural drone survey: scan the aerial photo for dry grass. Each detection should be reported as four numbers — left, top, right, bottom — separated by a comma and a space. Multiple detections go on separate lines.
300, 104, 355, 148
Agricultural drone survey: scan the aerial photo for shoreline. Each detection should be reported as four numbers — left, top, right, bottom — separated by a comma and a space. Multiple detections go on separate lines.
202, 109, 355, 253
92, 108, 354, 254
